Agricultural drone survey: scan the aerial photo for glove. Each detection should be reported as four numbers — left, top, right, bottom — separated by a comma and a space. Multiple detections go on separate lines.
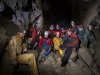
63, 37, 67, 42
11, 60, 18, 67
23, 49, 27, 53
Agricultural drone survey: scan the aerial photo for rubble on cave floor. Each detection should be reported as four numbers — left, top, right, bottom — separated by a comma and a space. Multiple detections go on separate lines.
26, 48, 100, 75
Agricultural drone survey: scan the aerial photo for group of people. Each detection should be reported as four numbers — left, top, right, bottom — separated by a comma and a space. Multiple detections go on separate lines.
37, 21, 95, 66
5, 20, 95, 75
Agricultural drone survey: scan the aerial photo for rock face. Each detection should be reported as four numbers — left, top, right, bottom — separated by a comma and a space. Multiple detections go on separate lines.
38, 52, 91, 75
0, 26, 8, 60
78, 46, 94, 67
0, 0, 42, 30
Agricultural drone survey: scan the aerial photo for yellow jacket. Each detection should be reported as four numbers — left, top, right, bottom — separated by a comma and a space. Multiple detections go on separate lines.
53, 37, 64, 56
53, 37, 63, 47
6, 34, 27, 63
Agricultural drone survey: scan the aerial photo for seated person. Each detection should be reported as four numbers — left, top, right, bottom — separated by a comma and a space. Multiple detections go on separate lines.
61, 28, 79, 66
38, 31, 53, 63
53, 32, 64, 56
6, 29, 39, 75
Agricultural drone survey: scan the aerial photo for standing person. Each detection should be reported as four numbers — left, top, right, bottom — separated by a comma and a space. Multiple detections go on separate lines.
6, 30, 39, 75
54, 25, 62, 37
48, 25, 54, 39
71, 21, 78, 34
53, 32, 64, 56
38, 31, 53, 63
77, 24, 90, 47
30, 22, 41, 50
61, 28, 79, 66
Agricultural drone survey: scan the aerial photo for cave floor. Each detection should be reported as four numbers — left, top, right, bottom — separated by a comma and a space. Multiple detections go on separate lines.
12, 49, 100, 75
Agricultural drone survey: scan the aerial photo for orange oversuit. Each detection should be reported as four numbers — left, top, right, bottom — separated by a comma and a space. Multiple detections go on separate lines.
6, 34, 39, 75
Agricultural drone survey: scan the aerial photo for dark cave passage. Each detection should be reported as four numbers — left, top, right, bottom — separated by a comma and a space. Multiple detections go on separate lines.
41, 0, 89, 29
41, 0, 73, 28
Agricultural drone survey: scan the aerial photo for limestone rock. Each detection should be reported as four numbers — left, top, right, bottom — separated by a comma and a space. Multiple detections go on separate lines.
0, 26, 6, 35
78, 47, 94, 67
89, 48, 96, 55
69, 50, 77, 62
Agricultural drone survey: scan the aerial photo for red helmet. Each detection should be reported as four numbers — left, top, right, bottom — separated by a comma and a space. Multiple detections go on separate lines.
55, 32, 60, 35
66, 28, 71, 33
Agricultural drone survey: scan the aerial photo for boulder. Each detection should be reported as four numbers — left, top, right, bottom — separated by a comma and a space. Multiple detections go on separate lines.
39, 52, 68, 75
0, 26, 8, 59
0, 26, 6, 35
78, 46, 94, 67
89, 48, 96, 55
69, 50, 77, 62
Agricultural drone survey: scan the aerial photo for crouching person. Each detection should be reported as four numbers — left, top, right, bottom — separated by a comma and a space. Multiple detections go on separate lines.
61, 29, 79, 66
6, 30, 39, 75
38, 31, 53, 64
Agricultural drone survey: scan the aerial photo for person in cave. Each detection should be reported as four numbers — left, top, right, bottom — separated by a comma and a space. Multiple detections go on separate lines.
53, 32, 64, 56
6, 29, 39, 75
77, 24, 90, 48
29, 22, 41, 50
54, 25, 62, 37
48, 25, 54, 39
61, 28, 67, 44
38, 31, 53, 64
61, 28, 79, 66
71, 21, 78, 34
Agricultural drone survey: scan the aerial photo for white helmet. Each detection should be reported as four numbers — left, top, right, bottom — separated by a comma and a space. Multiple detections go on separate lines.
44, 31, 49, 35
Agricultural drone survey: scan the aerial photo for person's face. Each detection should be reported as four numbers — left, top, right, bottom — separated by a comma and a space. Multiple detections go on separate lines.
44, 34, 48, 38
62, 30, 65, 33
19, 32, 25, 38
56, 33, 60, 37
50, 26, 54, 30
36, 24, 39, 28
56, 25, 60, 30
67, 31, 71, 35
71, 21, 75, 27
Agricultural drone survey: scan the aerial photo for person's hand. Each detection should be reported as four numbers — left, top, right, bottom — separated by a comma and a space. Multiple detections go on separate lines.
23, 48, 27, 53
11, 60, 18, 67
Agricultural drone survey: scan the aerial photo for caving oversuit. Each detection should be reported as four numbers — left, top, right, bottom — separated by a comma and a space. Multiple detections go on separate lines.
6, 34, 39, 75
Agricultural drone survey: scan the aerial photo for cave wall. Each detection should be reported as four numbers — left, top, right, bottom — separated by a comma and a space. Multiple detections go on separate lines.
0, 0, 42, 31
0, 15, 18, 37
0, 0, 100, 30
0, 0, 100, 35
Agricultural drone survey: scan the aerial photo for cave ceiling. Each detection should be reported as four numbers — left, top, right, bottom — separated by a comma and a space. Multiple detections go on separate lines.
0, 0, 100, 29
